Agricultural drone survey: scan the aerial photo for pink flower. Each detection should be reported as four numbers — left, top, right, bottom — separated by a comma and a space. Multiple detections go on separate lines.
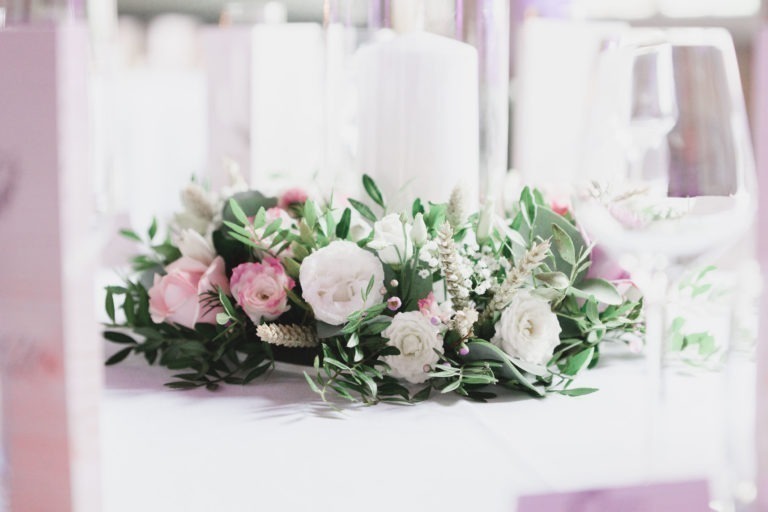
586, 244, 630, 281
230, 258, 295, 324
278, 188, 308, 210
551, 200, 570, 217
418, 292, 445, 326
387, 296, 402, 311
149, 256, 230, 329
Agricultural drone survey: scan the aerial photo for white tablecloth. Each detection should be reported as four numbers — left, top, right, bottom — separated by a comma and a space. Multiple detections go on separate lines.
101, 345, 755, 512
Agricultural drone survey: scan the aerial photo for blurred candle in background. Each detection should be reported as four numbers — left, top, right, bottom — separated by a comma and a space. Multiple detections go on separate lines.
755, 22, 768, 512
356, 30, 479, 212
0, 21, 100, 512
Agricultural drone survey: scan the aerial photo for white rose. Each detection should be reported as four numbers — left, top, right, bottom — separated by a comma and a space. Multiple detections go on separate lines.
491, 291, 562, 365
176, 229, 216, 265
383, 311, 443, 384
368, 213, 413, 266
300, 241, 385, 325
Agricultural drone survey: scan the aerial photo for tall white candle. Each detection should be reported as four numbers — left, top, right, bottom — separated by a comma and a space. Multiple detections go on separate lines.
356, 31, 479, 212
0, 23, 101, 512
755, 23, 768, 512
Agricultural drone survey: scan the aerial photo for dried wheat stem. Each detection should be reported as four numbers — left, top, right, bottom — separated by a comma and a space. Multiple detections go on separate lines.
256, 323, 318, 348
437, 222, 471, 310
482, 239, 551, 321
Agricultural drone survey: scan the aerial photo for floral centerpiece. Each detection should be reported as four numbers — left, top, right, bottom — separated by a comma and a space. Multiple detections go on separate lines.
104, 173, 643, 404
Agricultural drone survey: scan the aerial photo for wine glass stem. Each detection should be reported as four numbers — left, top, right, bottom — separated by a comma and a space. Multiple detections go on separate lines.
644, 267, 669, 479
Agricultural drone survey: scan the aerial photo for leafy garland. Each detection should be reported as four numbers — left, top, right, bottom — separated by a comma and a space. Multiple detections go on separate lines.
104, 176, 643, 403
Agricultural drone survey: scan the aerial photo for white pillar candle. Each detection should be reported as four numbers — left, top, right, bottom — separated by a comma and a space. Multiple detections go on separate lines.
0, 23, 101, 512
250, 23, 324, 194
755, 23, 768, 512
356, 31, 479, 212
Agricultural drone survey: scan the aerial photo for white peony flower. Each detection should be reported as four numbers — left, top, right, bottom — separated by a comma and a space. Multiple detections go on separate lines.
491, 291, 562, 366
176, 229, 216, 266
382, 311, 443, 384
368, 213, 413, 266
299, 241, 385, 325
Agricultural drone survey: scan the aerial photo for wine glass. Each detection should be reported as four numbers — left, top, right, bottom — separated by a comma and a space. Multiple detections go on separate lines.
573, 27, 756, 486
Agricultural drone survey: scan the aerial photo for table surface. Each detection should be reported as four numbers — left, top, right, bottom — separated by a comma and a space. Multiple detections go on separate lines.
101, 344, 755, 512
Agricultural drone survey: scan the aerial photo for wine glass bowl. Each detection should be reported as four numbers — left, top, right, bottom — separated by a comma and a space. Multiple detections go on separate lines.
575, 28, 755, 276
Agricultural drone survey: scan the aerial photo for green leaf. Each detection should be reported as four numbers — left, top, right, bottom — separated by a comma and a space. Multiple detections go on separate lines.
324, 210, 336, 238
554, 387, 598, 397
535, 271, 570, 289
119, 229, 141, 242
551, 223, 576, 265
412, 198, 424, 217
463, 340, 545, 397
262, 218, 282, 238
252, 207, 267, 229
573, 278, 623, 306
105, 347, 133, 365
304, 372, 322, 394
165, 381, 201, 390
356, 371, 378, 397
346, 332, 360, 348
105, 290, 115, 322
519, 187, 537, 226
362, 174, 385, 208
348, 198, 377, 223
282, 257, 301, 279
103, 331, 136, 345
218, 289, 237, 318
441, 379, 462, 394
228, 198, 250, 225
222, 191, 277, 224
148, 217, 158, 240
303, 200, 317, 229
560, 346, 594, 376
336, 208, 352, 239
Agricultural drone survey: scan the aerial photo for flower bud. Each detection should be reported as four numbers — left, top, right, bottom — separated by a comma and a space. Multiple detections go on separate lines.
458, 344, 470, 356
476, 202, 493, 243
411, 213, 428, 247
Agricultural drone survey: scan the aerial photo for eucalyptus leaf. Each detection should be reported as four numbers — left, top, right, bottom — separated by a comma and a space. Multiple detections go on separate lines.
573, 278, 623, 306
535, 271, 570, 289
560, 346, 594, 377
551, 223, 576, 265
463, 340, 545, 397
554, 387, 598, 397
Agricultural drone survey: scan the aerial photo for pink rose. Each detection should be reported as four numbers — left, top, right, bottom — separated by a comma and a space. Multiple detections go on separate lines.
230, 258, 295, 324
277, 188, 308, 210
149, 256, 230, 329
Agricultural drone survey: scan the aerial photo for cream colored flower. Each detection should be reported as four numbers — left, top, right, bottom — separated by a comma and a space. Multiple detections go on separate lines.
383, 311, 443, 384
368, 214, 413, 266
300, 241, 385, 325
491, 291, 561, 365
